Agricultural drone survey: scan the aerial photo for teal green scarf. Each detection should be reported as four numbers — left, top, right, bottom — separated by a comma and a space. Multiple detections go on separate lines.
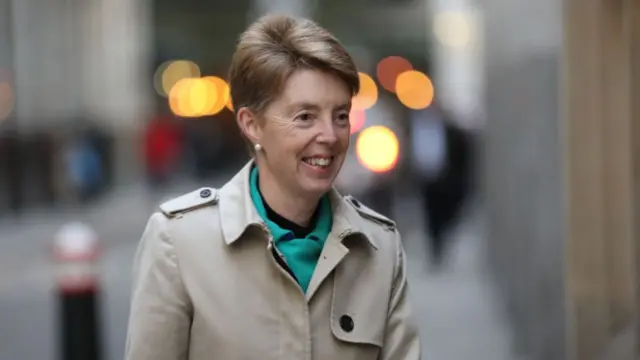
249, 166, 332, 293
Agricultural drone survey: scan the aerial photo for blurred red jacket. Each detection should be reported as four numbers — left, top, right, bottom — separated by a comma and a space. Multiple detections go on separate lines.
143, 115, 182, 176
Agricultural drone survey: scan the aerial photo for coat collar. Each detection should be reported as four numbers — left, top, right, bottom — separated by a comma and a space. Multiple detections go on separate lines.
218, 160, 378, 250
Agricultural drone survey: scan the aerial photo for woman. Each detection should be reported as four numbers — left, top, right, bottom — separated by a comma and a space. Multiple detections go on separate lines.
125, 14, 420, 360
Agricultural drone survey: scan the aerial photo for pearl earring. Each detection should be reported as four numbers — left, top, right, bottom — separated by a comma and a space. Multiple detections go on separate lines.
254, 143, 262, 152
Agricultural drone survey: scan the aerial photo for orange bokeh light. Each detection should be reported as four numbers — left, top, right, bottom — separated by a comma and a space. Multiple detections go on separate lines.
169, 78, 219, 118
395, 70, 435, 110
352, 72, 378, 111
202, 76, 230, 115
168, 78, 192, 117
376, 56, 413, 93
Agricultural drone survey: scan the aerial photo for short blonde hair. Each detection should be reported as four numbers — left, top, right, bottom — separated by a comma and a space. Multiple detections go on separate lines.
228, 14, 360, 148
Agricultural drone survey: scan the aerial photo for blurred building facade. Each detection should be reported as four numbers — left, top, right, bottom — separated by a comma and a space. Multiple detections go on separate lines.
8, 0, 153, 130
0, 0, 153, 214
10, 0, 152, 179
483, 0, 640, 359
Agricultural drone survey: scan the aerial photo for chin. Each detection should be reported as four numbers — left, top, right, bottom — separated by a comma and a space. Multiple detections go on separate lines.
300, 178, 335, 197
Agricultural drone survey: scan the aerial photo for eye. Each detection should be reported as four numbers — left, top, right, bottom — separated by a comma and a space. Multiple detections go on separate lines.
336, 112, 350, 125
295, 112, 314, 122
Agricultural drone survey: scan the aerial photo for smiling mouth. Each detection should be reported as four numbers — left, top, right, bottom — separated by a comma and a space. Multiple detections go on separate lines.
302, 156, 334, 168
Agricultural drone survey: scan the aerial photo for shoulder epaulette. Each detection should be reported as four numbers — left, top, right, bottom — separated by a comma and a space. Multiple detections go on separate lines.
344, 195, 396, 230
159, 187, 218, 218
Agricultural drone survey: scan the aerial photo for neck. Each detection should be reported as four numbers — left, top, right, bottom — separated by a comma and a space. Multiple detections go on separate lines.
257, 167, 320, 227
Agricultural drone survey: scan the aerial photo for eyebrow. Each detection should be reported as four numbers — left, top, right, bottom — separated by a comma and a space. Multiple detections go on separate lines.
288, 101, 351, 113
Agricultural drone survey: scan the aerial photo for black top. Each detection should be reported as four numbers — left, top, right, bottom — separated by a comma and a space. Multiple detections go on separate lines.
257, 185, 319, 238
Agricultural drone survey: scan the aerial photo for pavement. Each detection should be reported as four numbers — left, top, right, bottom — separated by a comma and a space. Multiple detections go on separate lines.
0, 177, 517, 360
397, 197, 517, 360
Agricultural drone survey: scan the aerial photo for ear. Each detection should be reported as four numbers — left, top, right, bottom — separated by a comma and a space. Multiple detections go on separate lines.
236, 107, 262, 145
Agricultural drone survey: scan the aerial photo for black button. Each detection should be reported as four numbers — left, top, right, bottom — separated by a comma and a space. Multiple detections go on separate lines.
339, 315, 354, 332
351, 198, 361, 208
200, 189, 211, 198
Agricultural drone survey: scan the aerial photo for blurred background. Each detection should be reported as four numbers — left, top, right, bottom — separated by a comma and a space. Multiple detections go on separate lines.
1, 0, 639, 359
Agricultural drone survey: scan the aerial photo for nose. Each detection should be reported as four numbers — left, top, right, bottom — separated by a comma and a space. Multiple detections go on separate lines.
316, 118, 338, 145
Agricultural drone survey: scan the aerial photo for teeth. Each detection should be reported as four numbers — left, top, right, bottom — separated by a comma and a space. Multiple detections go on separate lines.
304, 157, 331, 167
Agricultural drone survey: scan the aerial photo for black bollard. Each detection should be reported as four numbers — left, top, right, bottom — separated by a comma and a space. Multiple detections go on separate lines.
53, 222, 102, 360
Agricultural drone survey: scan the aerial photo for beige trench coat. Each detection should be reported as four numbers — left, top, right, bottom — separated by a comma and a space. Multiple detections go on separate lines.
125, 162, 421, 360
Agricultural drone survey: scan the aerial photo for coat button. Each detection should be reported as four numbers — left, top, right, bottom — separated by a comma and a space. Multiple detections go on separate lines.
200, 189, 211, 198
339, 315, 354, 332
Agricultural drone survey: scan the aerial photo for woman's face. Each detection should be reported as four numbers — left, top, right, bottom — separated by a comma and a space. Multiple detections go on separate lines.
242, 69, 352, 199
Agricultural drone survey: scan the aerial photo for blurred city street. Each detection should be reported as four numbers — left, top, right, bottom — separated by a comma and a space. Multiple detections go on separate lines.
0, 174, 515, 360
1, 0, 638, 357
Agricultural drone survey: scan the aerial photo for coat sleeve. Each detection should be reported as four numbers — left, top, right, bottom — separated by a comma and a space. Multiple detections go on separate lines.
125, 213, 192, 360
379, 231, 421, 360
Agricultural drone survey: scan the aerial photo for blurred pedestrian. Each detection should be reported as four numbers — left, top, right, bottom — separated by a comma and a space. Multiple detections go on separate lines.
142, 113, 182, 188
65, 135, 103, 203
126, 14, 420, 360
411, 105, 475, 268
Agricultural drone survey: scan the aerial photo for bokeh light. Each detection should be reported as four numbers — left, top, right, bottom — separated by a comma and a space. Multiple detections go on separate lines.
155, 60, 201, 98
202, 76, 230, 115
395, 70, 434, 110
169, 78, 193, 117
433, 12, 473, 49
189, 78, 217, 116
0, 82, 14, 121
349, 108, 366, 134
169, 78, 219, 118
352, 72, 378, 111
356, 126, 399, 173
376, 56, 413, 93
